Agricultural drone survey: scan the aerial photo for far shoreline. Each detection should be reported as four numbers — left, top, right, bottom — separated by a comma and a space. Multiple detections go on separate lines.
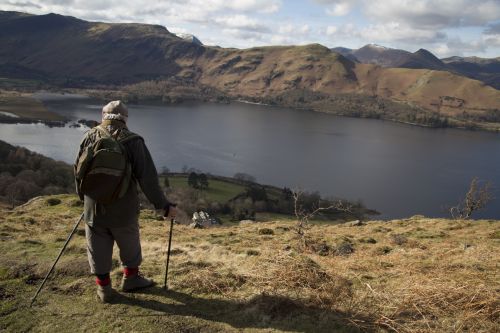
1, 89, 500, 134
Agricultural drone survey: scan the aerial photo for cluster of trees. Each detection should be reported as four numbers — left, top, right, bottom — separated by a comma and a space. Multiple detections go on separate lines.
0, 140, 74, 207
187, 172, 209, 190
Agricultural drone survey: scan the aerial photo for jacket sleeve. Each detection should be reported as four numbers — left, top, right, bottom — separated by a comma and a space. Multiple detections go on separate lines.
74, 132, 92, 200
128, 138, 170, 210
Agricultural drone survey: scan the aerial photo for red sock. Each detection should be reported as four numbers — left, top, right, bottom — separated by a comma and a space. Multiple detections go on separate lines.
96, 276, 111, 286
124, 267, 139, 277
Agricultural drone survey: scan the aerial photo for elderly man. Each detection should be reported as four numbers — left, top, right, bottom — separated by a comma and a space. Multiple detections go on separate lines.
75, 100, 176, 302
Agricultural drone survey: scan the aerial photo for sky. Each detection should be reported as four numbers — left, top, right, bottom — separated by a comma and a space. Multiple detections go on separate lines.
1, 0, 499, 58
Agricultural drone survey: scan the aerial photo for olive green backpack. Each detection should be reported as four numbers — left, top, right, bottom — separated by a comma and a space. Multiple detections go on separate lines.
75, 126, 139, 204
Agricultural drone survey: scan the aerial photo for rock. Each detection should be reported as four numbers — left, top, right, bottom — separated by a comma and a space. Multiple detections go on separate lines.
335, 242, 354, 256
239, 220, 256, 225
189, 222, 203, 229
344, 220, 364, 227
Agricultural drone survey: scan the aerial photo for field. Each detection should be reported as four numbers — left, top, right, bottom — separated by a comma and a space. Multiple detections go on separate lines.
0, 92, 65, 122
167, 175, 248, 203
0, 194, 498, 332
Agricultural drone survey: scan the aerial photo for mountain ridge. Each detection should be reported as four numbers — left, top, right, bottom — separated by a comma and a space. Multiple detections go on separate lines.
332, 43, 500, 89
0, 11, 499, 130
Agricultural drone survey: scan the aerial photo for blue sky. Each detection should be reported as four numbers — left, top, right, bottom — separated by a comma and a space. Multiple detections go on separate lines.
1, 0, 499, 57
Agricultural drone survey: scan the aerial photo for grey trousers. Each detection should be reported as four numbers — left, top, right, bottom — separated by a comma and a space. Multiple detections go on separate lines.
85, 222, 143, 275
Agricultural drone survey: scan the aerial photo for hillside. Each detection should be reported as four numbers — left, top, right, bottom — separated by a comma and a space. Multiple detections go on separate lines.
332, 44, 500, 90
0, 194, 498, 332
1, 11, 499, 130
0, 139, 74, 207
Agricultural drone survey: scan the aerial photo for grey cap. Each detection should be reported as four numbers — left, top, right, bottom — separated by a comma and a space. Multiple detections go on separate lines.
102, 100, 128, 123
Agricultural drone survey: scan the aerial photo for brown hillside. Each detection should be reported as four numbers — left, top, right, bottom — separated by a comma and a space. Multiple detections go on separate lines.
1, 11, 499, 127
1, 194, 499, 332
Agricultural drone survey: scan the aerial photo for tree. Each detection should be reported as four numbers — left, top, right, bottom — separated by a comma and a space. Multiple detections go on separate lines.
188, 172, 199, 189
293, 189, 352, 249
234, 172, 256, 183
450, 177, 493, 219
198, 173, 209, 190
160, 166, 170, 175
246, 185, 267, 202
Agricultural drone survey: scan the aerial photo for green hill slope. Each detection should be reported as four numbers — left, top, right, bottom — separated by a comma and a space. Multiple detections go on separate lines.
1, 195, 498, 332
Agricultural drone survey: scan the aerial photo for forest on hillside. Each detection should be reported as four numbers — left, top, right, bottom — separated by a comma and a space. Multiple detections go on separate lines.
0, 140, 74, 207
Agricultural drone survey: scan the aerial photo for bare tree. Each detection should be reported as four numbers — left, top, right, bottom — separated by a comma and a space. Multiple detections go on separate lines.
293, 189, 352, 248
450, 177, 494, 219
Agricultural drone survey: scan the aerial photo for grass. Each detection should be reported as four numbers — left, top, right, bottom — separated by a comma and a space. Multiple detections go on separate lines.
0, 92, 65, 121
166, 175, 247, 203
0, 194, 499, 332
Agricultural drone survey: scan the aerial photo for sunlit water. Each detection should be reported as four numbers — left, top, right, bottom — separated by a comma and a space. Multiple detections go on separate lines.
1, 92, 499, 219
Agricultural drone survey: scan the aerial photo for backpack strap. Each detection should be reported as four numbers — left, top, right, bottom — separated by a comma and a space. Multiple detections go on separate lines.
117, 129, 142, 145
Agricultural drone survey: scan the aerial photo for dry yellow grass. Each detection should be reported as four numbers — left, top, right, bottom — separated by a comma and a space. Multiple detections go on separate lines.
1, 195, 499, 332
0, 93, 64, 121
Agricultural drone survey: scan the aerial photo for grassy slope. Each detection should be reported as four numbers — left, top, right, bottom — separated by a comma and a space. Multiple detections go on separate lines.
1, 194, 498, 332
0, 92, 64, 121
195, 44, 500, 118
167, 175, 246, 203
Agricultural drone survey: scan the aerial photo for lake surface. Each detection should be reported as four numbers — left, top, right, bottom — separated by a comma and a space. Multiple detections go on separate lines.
1, 92, 499, 219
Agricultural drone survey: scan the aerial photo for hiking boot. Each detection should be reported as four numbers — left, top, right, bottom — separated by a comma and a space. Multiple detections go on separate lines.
97, 284, 116, 303
121, 272, 155, 292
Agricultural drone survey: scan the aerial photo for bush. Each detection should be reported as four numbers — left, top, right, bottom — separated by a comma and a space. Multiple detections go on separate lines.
46, 198, 62, 206
258, 228, 274, 235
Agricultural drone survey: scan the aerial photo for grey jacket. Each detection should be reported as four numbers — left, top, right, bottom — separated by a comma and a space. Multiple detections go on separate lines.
75, 122, 170, 227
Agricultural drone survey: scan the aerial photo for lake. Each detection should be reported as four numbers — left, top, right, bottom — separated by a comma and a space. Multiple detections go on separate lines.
1, 92, 499, 219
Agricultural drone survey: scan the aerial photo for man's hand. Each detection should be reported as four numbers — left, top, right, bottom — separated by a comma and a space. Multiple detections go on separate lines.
164, 204, 177, 220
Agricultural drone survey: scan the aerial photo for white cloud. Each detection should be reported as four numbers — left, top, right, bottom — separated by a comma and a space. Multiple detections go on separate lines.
214, 14, 270, 32
433, 37, 488, 57
325, 26, 338, 36
359, 22, 447, 44
326, 2, 351, 16
364, 0, 500, 29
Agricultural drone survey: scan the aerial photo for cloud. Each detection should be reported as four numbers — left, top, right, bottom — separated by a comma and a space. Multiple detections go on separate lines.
484, 22, 500, 35
325, 2, 351, 16
325, 25, 338, 36
359, 22, 447, 44
433, 37, 488, 57
214, 14, 270, 32
364, 0, 500, 29
5, 1, 41, 8
312, 0, 352, 16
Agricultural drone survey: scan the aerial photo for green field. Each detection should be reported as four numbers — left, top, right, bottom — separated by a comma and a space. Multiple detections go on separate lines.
165, 175, 247, 203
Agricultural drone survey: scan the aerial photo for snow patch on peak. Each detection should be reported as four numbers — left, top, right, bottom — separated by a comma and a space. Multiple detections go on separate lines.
367, 43, 390, 50
175, 33, 203, 46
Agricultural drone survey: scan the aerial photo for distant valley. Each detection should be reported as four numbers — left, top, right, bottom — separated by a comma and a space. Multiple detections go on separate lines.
0, 11, 499, 131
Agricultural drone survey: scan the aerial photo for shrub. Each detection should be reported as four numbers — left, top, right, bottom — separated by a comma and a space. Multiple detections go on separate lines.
258, 228, 274, 235
46, 198, 62, 206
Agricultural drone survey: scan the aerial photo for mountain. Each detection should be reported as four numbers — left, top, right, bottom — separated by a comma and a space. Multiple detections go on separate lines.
337, 44, 446, 70
441, 56, 500, 89
0, 11, 203, 84
352, 44, 415, 67
330, 47, 359, 62
0, 11, 499, 130
175, 33, 203, 46
333, 44, 499, 89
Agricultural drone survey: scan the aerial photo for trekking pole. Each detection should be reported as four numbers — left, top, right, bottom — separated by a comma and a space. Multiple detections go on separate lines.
30, 213, 84, 307
163, 217, 175, 290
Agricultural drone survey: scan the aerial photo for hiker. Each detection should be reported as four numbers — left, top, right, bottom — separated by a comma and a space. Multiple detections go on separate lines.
74, 100, 176, 302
